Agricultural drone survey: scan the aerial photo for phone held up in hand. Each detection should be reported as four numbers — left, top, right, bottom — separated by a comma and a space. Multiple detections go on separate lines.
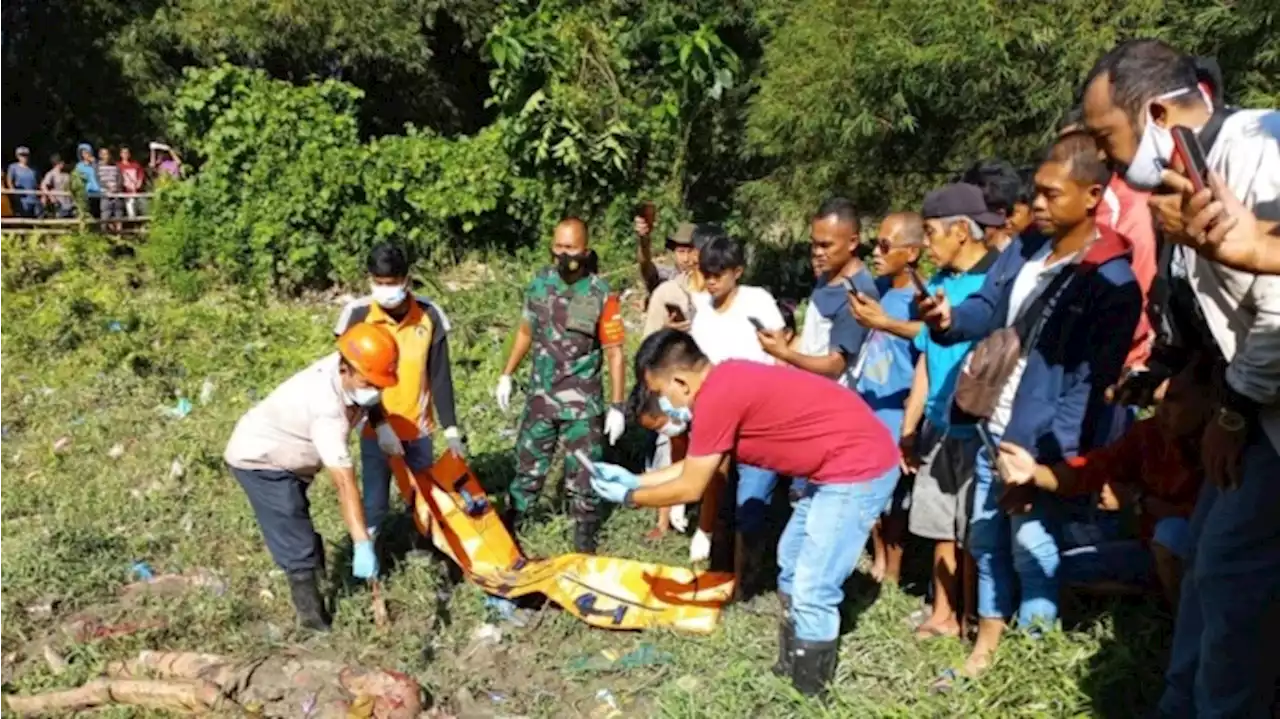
748, 316, 765, 331
908, 267, 929, 295
1171, 125, 1210, 193
665, 303, 686, 323
572, 449, 603, 480
635, 201, 656, 226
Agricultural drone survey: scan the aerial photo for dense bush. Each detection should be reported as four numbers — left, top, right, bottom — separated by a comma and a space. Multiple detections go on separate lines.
11, 0, 1276, 291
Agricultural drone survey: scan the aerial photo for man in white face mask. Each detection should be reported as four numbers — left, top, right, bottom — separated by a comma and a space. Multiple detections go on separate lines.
225, 324, 400, 631
1082, 38, 1280, 718
334, 243, 463, 540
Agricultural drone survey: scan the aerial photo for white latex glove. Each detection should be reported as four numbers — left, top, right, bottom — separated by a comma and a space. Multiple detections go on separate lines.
495, 374, 513, 411
443, 426, 466, 457
375, 423, 404, 456
604, 407, 626, 446
689, 529, 711, 563
669, 504, 689, 534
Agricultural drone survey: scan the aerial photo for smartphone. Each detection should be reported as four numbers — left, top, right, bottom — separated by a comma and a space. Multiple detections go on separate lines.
572, 450, 603, 480
665, 303, 686, 322
1171, 126, 1209, 193
635, 201, 656, 226
907, 267, 929, 295
841, 276, 859, 295
748, 316, 765, 331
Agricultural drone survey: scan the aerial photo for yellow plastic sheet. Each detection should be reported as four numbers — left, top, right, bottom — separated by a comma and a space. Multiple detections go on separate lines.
390, 453, 734, 634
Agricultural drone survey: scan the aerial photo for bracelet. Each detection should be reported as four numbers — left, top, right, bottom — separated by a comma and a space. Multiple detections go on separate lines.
1216, 407, 1247, 433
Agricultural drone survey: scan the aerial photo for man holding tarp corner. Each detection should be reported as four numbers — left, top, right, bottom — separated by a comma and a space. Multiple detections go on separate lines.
587, 329, 896, 696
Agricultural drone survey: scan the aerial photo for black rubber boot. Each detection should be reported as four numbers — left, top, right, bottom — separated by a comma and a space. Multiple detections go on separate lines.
791, 638, 838, 698
573, 519, 600, 554
287, 569, 332, 632
771, 593, 793, 677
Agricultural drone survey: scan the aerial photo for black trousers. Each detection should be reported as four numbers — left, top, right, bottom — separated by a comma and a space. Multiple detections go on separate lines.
231, 466, 323, 573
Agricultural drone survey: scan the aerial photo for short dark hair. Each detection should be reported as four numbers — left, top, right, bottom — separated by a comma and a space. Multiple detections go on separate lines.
698, 235, 746, 275
815, 197, 858, 225
49, 153, 63, 165
625, 383, 662, 421
1083, 39, 1201, 121
635, 329, 708, 379
960, 159, 1029, 214
1044, 130, 1113, 188
691, 223, 727, 252
367, 242, 409, 278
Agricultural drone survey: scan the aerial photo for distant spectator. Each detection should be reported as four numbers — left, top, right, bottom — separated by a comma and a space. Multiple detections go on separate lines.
96, 147, 123, 222
118, 146, 146, 218
960, 159, 1034, 252
5, 146, 41, 218
40, 154, 75, 218
150, 142, 182, 179
74, 143, 101, 217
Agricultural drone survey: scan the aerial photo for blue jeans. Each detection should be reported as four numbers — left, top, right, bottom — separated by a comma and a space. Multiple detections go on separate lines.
776, 468, 898, 642
1158, 432, 1280, 719
1059, 517, 1190, 587
735, 463, 778, 534
968, 436, 1061, 626
360, 435, 434, 533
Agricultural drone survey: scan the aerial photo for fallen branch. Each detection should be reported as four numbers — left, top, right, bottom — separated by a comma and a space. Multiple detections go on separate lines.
4, 678, 228, 716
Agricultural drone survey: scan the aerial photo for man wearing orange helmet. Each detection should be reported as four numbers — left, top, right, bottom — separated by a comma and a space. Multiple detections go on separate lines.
224, 324, 399, 632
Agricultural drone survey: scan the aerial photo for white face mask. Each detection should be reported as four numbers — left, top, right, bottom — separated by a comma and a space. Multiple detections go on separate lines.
348, 386, 382, 407
658, 419, 687, 437
1123, 88, 1202, 191
371, 283, 407, 309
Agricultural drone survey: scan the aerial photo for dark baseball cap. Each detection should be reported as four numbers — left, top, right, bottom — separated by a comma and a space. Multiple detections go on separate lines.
921, 183, 1005, 227
665, 222, 697, 249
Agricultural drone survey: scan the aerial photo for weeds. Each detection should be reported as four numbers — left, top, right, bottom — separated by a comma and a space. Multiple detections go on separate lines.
1, 238, 1170, 717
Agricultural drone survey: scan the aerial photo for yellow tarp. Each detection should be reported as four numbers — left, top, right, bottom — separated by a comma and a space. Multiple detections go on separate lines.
390, 453, 734, 634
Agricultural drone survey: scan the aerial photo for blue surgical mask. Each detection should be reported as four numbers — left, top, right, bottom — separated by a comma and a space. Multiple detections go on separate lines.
658, 396, 692, 424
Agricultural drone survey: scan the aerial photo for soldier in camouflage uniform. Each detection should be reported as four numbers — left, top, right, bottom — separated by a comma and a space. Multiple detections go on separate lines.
495, 217, 627, 552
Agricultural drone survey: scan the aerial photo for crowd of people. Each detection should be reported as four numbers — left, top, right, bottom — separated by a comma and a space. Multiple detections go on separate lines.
220, 37, 1277, 716
1, 141, 182, 219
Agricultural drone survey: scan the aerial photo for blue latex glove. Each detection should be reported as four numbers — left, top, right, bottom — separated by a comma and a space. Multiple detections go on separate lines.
352, 539, 379, 580
589, 462, 640, 504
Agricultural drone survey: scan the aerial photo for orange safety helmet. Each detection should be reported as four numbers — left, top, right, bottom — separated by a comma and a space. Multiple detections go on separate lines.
337, 324, 399, 388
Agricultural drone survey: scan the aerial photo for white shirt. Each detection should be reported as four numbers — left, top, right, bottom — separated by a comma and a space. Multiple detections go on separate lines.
987, 242, 1076, 437
690, 285, 785, 365
224, 353, 358, 476
1182, 109, 1280, 450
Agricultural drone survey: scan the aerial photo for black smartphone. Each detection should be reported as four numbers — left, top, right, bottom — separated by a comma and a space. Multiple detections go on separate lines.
1171, 125, 1209, 193
841, 276, 859, 294
665, 303, 686, 322
748, 316, 765, 331
572, 449, 603, 480
907, 267, 929, 295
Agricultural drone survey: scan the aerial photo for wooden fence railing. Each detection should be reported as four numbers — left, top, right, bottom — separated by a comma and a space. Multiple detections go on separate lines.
1, 188, 155, 234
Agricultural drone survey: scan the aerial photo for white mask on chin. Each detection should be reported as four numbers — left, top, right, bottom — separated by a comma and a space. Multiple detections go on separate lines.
347, 386, 381, 407
1122, 87, 1207, 191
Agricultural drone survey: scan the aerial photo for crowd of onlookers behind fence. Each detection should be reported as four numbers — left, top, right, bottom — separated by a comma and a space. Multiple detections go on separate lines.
2, 141, 183, 221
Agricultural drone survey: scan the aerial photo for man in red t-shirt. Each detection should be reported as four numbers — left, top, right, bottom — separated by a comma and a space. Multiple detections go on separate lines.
589, 329, 896, 696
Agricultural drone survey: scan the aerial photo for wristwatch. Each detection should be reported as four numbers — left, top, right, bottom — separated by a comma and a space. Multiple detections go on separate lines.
622, 488, 640, 509
1217, 407, 1248, 433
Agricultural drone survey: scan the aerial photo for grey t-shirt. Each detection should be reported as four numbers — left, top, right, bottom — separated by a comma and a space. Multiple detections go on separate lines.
41, 169, 74, 210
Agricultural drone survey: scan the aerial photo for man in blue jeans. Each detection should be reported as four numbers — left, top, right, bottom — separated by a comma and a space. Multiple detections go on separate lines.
919, 136, 1141, 679
1081, 38, 1280, 716
589, 330, 897, 696
334, 243, 463, 545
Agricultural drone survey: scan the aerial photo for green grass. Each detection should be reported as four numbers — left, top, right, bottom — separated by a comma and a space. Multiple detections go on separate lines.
1, 237, 1172, 717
